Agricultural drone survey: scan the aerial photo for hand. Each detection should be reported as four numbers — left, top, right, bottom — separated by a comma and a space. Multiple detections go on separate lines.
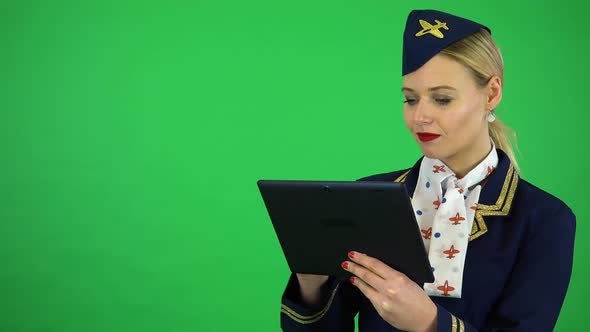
295, 273, 330, 308
342, 251, 437, 332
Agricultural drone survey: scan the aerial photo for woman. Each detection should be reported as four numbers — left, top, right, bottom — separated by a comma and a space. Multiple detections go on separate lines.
279, 9, 576, 332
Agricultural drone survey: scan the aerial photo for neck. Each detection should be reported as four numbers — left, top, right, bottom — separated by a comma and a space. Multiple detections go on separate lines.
442, 136, 493, 179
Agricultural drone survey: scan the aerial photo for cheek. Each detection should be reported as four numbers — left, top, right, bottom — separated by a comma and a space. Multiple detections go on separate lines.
403, 108, 412, 130
462, 98, 486, 128
445, 101, 485, 137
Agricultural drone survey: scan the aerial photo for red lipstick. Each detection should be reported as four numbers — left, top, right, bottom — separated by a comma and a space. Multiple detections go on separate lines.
417, 132, 441, 142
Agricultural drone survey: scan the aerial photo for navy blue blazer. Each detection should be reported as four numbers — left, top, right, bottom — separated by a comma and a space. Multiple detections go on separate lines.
280, 149, 576, 331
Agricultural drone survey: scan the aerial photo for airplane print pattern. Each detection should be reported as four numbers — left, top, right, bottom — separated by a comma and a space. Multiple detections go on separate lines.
411, 140, 499, 298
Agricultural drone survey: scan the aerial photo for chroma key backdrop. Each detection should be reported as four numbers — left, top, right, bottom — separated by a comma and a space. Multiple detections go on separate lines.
1, 0, 588, 331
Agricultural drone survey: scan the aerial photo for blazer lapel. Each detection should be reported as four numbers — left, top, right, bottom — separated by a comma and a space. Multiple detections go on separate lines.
471, 149, 519, 241
394, 149, 519, 241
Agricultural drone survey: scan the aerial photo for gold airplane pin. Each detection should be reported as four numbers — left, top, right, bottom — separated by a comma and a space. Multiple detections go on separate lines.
415, 19, 449, 39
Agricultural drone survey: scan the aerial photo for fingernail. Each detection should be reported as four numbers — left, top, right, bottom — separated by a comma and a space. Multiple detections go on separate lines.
348, 251, 355, 259
350, 276, 355, 284
341, 262, 349, 269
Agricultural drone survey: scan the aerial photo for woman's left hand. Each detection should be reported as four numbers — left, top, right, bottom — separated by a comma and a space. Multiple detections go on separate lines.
343, 251, 437, 332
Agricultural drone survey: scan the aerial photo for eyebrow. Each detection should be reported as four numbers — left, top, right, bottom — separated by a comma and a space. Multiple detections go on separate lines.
401, 85, 457, 93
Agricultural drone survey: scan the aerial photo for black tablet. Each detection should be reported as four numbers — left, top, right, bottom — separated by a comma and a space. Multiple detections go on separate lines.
257, 180, 434, 284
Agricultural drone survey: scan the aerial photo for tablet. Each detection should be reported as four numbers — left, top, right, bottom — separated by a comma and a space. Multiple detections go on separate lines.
257, 180, 434, 284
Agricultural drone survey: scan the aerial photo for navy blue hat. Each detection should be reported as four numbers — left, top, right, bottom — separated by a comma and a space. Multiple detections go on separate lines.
402, 9, 491, 76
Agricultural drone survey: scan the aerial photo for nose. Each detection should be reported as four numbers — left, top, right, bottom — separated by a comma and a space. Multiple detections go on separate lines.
413, 100, 433, 125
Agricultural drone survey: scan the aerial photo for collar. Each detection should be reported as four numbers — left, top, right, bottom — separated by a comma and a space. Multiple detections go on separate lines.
394, 149, 519, 241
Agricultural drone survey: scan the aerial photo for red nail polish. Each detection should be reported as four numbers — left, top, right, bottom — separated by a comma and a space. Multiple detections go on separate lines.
350, 276, 355, 284
341, 262, 349, 269
348, 251, 355, 259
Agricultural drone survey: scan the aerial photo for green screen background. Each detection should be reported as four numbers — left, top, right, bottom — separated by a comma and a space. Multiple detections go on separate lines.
2, 1, 588, 331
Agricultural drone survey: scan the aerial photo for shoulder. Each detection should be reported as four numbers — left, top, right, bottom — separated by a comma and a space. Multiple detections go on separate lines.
355, 168, 411, 182
516, 177, 574, 217
513, 177, 576, 236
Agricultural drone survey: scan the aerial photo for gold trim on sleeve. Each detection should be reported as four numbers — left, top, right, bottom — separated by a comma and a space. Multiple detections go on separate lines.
458, 317, 465, 332
451, 314, 458, 332
280, 283, 340, 324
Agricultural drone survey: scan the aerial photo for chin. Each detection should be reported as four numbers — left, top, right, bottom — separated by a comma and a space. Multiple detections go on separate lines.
423, 152, 441, 160
417, 144, 438, 158
419, 145, 448, 161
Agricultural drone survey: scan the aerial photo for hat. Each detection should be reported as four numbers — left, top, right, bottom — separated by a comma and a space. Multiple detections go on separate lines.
402, 9, 491, 76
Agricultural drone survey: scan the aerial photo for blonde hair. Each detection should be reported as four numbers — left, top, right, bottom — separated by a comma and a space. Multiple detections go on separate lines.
439, 29, 520, 174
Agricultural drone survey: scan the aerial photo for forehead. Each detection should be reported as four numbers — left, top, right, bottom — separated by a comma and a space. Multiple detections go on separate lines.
402, 55, 474, 90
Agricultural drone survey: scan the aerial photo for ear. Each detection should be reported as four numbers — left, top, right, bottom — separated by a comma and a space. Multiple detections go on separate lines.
486, 76, 503, 111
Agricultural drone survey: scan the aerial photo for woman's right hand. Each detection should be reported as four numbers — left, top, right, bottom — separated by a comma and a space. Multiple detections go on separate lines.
295, 273, 330, 308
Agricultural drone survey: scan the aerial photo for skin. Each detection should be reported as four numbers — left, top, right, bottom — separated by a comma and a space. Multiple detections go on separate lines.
402, 54, 502, 178
344, 251, 437, 332
298, 54, 503, 331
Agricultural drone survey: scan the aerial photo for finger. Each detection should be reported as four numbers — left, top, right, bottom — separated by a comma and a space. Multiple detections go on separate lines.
350, 276, 392, 314
349, 275, 380, 301
343, 260, 387, 292
348, 251, 403, 280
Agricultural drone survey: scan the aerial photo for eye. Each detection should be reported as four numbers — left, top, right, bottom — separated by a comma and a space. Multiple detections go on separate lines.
403, 98, 417, 106
435, 98, 451, 106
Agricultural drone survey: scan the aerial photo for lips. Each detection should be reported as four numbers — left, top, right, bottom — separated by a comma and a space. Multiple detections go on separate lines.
417, 132, 441, 142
